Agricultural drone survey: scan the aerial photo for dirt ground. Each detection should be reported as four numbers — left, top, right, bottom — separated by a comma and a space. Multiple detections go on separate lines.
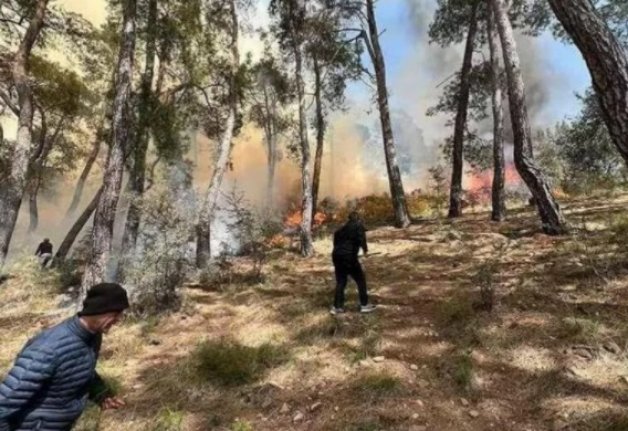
2, 194, 628, 431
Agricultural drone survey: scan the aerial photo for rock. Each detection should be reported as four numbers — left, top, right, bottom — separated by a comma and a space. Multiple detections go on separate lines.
460, 398, 470, 407
261, 399, 273, 409
415, 399, 425, 408
410, 364, 419, 371
620, 376, 628, 385
373, 356, 386, 363
280, 403, 290, 414
359, 359, 371, 367
310, 402, 322, 412
412, 413, 420, 420
334, 406, 339, 412
293, 412, 304, 422
417, 379, 429, 389
603, 341, 622, 355
469, 410, 480, 418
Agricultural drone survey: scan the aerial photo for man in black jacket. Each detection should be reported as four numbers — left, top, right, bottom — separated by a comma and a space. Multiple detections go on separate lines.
35, 238, 53, 268
330, 212, 376, 315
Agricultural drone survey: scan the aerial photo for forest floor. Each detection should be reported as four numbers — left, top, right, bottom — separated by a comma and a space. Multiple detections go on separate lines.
2, 193, 628, 431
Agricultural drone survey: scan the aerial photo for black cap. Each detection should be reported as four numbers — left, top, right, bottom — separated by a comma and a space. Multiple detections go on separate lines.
79, 283, 130, 316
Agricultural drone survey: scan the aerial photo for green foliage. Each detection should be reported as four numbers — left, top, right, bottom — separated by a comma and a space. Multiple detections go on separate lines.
452, 353, 474, 391
230, 419, 254, 431
557, 317, 600, 343
194, 339, 288, 386
153, 408, 185, 431
351, 373, 402, 399
437, 296, 474, 325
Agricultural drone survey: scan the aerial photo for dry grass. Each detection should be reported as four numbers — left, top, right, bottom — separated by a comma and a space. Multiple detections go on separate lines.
3, 194, 628, 430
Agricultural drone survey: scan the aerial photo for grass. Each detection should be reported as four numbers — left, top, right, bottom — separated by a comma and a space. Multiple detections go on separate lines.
557, 317, 601, 343
446, 353, 474, 393
437, 296, 474, 325
153, 408, 185, 431
194, 339, 289, 386
351, 372, 403, 399
230, 419, 254, 431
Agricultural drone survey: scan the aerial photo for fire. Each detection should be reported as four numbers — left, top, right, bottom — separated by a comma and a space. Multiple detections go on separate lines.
283, 208, 328, 230
466, 163, 521, 199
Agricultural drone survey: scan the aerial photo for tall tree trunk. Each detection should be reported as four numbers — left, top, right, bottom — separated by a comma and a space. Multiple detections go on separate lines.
121, 0, 158, 254
548, 0, 628, 164
28, 115, 65, 233
54, 187, 103, 265
448, 3, 479, 218
365, 0, 410, 228
312, 56, 325, 219
66, 129, 103, 215
81, 0, 137, 292
491, 0, 567, 235
291, 22, 315, 257
262, 84, 277, 207
0, 0, 48, 267
196, 0, 240, 268
487, 8, 506, 222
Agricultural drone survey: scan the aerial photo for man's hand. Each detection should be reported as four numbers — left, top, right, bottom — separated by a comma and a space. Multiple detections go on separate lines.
101, 397, 126, 410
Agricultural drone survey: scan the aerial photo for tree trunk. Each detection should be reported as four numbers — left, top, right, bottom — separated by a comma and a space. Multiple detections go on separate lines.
0, 0, 48, 267
291, 22, 315, 257
548, 0, 628, 164
262, 84, 277, 207
196, 0, 240, 268
81, 0, 137, 293
491, 0, 567, 235
121, 0, 158, 254
487, 8, 506, 222
448, 3, 479, 218
53, 187, 103, 265
312, 57, 325, 219
28, 180, 40, 233
365, 0, 410, 228
66, 130, 103, 215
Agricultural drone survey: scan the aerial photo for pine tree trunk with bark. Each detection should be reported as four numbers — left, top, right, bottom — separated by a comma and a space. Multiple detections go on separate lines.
487, 8, 506, 222
548, 0, 628, 164
491, 0, 567, 235
365, 0, 410, 228
81, 0, 137, 292
448, 3, 479, 218
121, 0, 158, 254
312, 56, 325, 219
196, 0, 240, 268
53, 187, 103, 265
0, 0, 48, 267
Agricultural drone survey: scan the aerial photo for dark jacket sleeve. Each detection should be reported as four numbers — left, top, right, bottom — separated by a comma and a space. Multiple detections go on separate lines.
0, 345, 56, 431
35, 244, 42, 256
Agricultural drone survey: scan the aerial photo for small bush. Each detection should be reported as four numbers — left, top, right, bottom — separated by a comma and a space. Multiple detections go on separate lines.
153, 408, 184, 431
452, 353, 474, 391
194, 339, 288, 386
351, 373, 402, 399
437, 296, 474, 325
230, 419, 254, 431
557, 317, 600, 343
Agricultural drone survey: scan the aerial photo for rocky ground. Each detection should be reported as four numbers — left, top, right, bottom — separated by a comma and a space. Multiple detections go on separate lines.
2, 193, 628, 430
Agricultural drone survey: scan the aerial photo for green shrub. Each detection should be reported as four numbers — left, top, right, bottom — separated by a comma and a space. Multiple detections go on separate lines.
351, 373, 402, 399
452, 353, 474, 391
194, 339, 288, 386
230, 419, 254, 431
153, 408, 184, 431
437, 296, 474, 325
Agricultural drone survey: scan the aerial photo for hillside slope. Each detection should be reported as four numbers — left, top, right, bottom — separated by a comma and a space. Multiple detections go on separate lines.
2, 194, 628, 431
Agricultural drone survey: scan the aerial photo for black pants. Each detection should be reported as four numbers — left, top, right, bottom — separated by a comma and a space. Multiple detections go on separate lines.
333, 254, 368, 308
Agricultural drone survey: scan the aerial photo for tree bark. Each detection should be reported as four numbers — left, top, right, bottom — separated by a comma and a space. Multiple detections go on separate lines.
291, 11, 315, 257
487, 8, 506, 222
312, 56, 325, 219
121, 0, 158, 254
81, 0, 137, 292
0, 0, 48, 267
548, 0, 628, 164
53, 187, 103, 265
66, 128, 103, 215
448, 3, 478, 218
491, 0, 567, 235
196, 0, 240, 268
365, 0, 410, 228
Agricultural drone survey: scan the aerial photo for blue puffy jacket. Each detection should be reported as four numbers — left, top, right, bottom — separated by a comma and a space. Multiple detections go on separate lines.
0, 316, 110, 431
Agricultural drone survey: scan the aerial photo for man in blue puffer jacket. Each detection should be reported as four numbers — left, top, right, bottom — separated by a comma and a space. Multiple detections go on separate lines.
0, 283, 130, 430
